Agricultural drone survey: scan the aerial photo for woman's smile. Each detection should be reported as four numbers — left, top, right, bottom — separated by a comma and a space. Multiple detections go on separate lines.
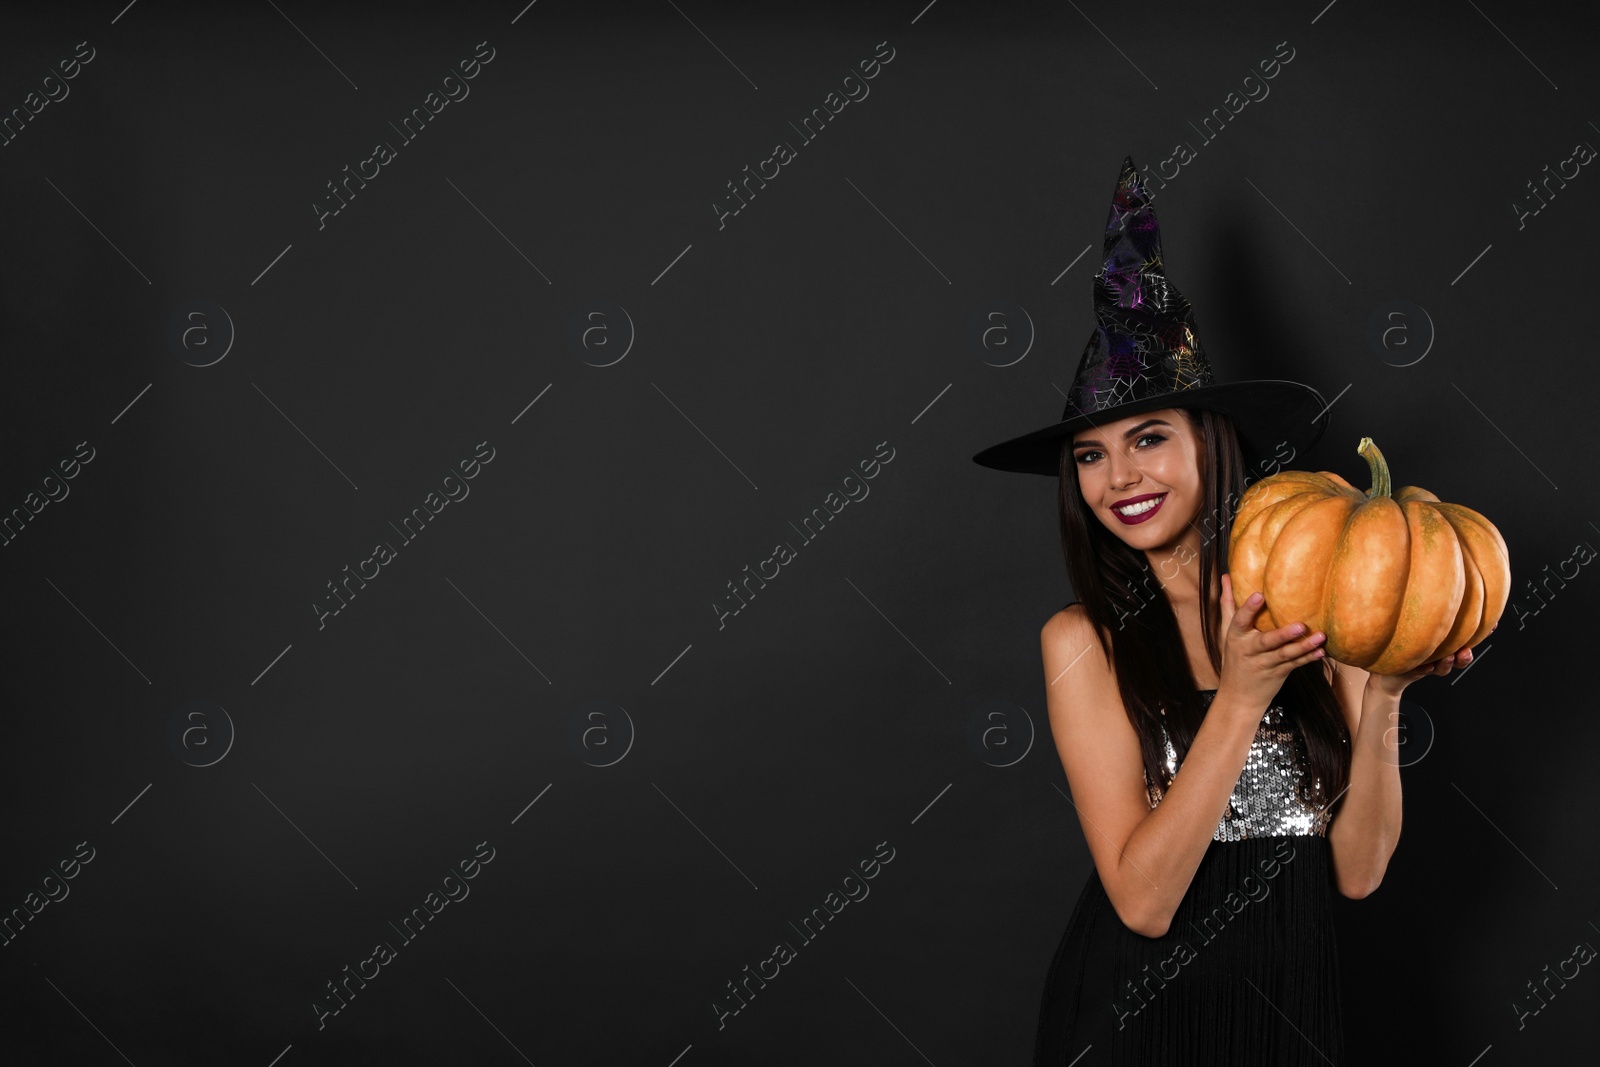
1112, 491, 1168, 524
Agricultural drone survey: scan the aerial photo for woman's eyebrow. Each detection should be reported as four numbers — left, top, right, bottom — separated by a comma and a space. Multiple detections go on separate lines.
1071, 418, 1172, 449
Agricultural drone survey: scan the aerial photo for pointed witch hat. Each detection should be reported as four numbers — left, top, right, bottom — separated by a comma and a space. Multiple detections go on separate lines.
971, 156, 1330, 477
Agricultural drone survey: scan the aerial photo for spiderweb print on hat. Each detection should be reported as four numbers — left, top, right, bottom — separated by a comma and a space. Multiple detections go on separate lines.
1062, 158, 1217, 421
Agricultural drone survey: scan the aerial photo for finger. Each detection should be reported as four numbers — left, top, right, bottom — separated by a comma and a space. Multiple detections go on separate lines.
1227, 575, 1266, 629
1285, 644, 1327, 669
1277, 632, 1326, 662
1265, 621, 1321, 652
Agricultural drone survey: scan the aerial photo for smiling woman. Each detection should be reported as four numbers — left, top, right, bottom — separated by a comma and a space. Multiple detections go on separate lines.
971, 157, 1382, 1065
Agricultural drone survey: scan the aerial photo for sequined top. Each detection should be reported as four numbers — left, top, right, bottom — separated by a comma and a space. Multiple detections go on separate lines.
1145, 689, 1332, 840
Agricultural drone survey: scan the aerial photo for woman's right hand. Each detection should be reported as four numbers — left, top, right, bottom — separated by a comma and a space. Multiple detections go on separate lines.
1218, 573, 1326, 712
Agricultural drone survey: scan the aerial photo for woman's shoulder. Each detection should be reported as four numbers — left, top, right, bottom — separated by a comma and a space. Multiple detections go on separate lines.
1043, 599, 1083, 626
1040, 601, 1120, 689
1042, 600, 1109, 648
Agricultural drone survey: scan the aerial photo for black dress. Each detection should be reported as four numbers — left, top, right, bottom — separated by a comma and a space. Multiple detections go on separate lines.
1034, 688, 1347, 1065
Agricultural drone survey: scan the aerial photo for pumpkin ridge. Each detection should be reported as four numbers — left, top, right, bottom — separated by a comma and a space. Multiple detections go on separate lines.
1327, 496, 1410, 665
1233, 479, 1335, 538
1372, 501, 1465, 674
1262, 495, 1347, 640
1431, 502, 1511, 648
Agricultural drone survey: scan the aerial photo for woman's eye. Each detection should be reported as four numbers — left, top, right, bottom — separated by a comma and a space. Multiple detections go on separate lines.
1074, 434, 1164, 465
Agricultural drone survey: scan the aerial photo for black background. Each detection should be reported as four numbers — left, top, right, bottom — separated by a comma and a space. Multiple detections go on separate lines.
2, 0, 1597, 1063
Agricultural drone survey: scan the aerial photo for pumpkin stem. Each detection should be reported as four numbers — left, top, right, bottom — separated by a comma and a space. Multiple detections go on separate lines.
1357, 437, 1391, 499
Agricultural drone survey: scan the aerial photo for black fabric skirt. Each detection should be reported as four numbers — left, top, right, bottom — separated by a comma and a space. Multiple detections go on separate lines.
1034, 834, 1346, 1066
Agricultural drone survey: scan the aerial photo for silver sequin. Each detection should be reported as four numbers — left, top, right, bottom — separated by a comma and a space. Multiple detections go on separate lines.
1145, 692, 1332, 840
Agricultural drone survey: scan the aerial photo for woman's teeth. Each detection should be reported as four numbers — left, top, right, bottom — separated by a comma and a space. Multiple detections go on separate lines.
1116, 495, 1165, 516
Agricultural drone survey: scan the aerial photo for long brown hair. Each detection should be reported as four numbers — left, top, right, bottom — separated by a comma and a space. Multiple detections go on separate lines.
1055, 407, 1350, 808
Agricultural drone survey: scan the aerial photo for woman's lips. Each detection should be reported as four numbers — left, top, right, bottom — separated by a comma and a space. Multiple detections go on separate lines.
1113, 492, 1167, 525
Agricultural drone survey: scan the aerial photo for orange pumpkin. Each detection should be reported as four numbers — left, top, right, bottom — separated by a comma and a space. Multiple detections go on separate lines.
1227, 437, 1510, 675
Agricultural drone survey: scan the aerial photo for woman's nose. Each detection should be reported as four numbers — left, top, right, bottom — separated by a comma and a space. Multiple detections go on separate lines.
1108, 449, 1142, 487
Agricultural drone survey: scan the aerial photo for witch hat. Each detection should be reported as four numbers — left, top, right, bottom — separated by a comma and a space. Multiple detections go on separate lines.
971, 156, 1330, 477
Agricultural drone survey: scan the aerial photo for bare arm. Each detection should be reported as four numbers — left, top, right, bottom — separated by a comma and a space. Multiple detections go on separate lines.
1042, 580, 1327, 937
1322, 639, 1482, 899
1042, 608, 1267, 937
1326, 676, 1403, 898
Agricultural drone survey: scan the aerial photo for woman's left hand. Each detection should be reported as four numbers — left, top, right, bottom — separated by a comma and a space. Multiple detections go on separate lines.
1365, 624, 1496, 697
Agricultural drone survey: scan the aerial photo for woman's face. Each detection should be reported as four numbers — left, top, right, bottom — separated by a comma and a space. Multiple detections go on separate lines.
1069, 407, 1204, 550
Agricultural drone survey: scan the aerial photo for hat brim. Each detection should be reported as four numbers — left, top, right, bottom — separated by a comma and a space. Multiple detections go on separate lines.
970, 380, 1331, 478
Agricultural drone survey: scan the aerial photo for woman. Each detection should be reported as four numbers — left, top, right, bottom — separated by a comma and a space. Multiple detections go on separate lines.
972, 159, 1485, 1064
